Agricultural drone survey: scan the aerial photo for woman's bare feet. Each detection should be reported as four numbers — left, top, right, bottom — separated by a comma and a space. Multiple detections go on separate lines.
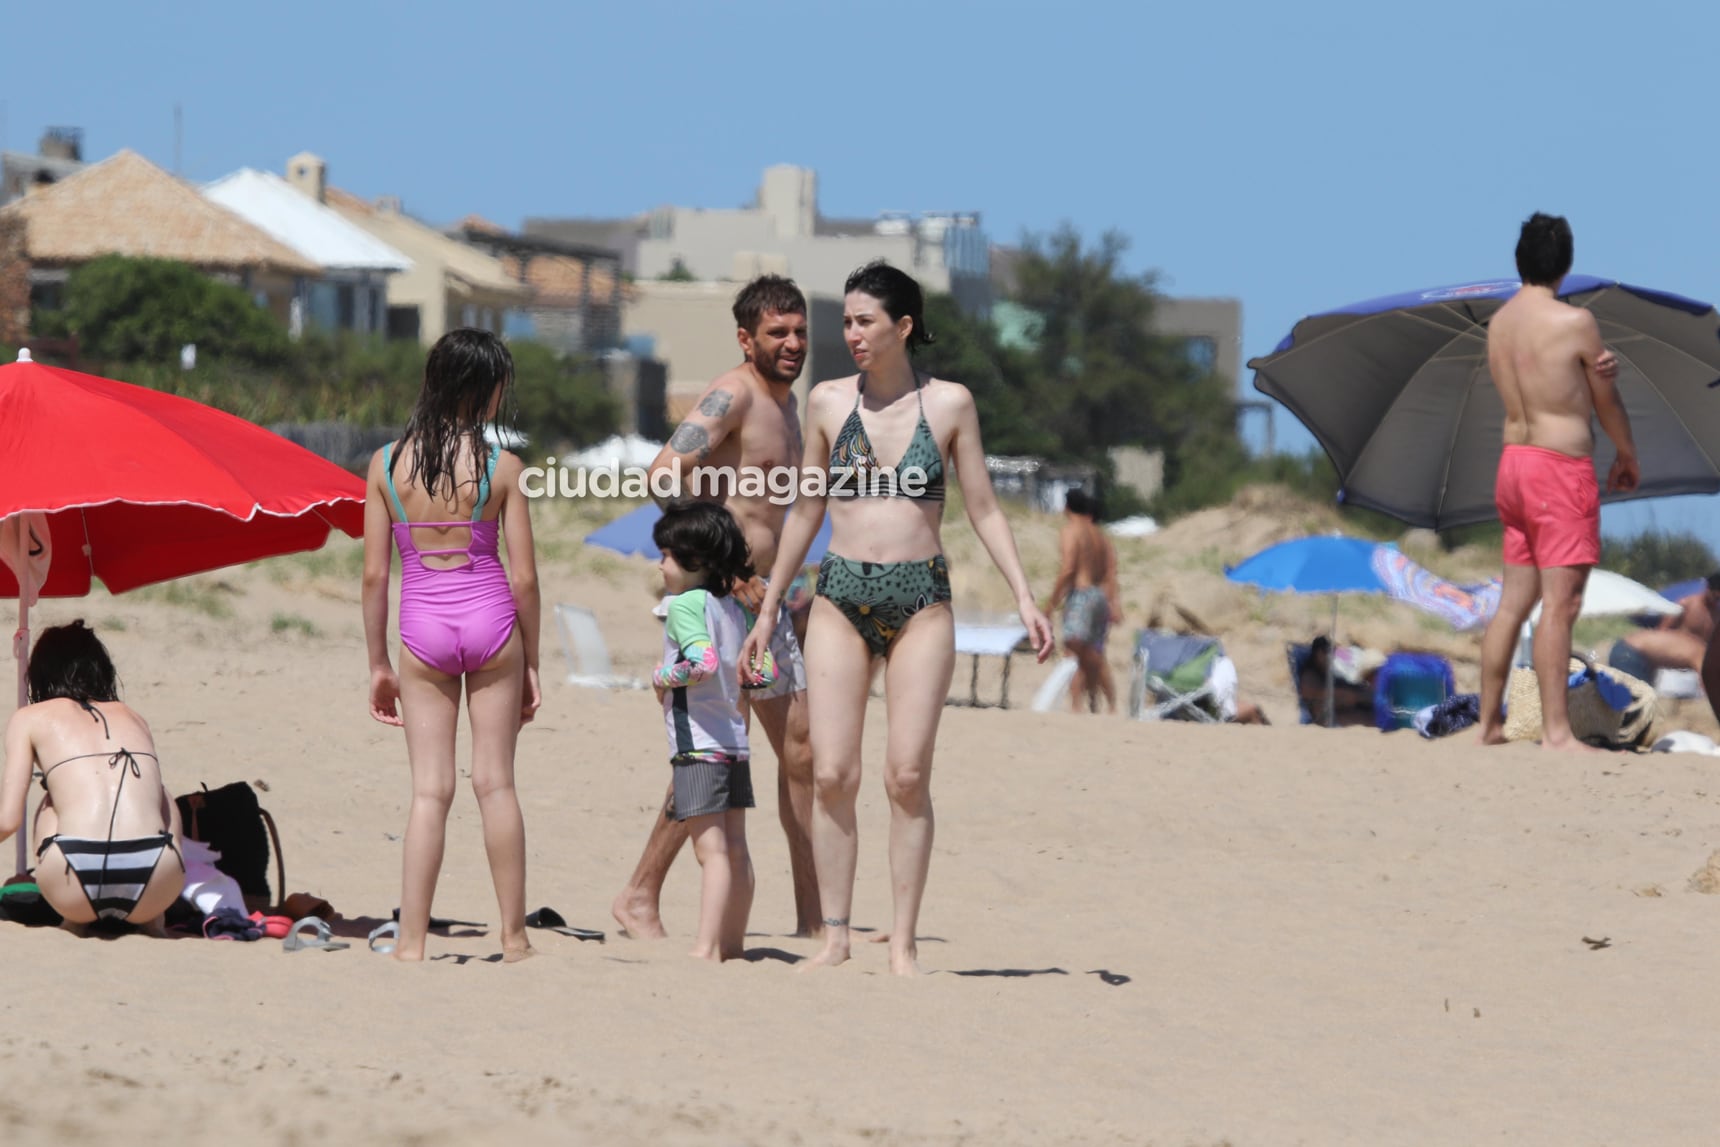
502, 930, 536, 963
799, 926, 851, 971
611, 888, 668, 940
889, 941, 924, 977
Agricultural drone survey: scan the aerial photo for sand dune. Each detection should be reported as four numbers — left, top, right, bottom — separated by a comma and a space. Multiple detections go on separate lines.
5, 489, 1719, 1146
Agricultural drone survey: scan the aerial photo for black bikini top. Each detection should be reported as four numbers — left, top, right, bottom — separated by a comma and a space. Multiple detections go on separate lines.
37, 700, 156, 793
826, 372, 946, 502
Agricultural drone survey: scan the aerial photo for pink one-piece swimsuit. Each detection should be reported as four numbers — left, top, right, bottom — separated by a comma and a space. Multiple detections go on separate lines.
384, 440, 518, 675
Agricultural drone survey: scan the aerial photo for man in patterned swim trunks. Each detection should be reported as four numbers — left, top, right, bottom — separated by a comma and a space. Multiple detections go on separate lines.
611, 275, 822, 940
1476, 213, 1639, 751
1047, 489, 1121, 714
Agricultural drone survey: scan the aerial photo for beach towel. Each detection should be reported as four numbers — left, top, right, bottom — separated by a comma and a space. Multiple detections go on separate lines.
1370, 548, 1501, 631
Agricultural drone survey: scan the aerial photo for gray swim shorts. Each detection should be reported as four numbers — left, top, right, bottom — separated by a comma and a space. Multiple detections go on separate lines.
668, 754, 755, 822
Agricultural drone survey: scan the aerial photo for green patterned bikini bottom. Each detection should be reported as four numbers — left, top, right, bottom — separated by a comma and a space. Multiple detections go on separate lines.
815, 553, 953, 658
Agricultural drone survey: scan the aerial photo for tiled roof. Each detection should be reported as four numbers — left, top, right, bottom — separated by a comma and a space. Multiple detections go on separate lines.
0, 149, 318, 274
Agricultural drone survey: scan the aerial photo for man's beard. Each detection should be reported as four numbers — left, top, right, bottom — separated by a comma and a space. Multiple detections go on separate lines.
756, 351, 802, 384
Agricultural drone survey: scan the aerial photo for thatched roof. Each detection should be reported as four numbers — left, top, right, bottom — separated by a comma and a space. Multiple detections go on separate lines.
0, 149, 318, 274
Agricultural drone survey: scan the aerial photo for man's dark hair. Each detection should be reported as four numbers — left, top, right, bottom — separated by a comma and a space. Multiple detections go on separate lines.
1064, 489, 1093, 518
732, 274, 806, 335
652, 500, 756, 598
1515, 212, 1574, 287
1705, 570, 1720, 594
1309, 635, 1331, 658
28, 620, 121, 704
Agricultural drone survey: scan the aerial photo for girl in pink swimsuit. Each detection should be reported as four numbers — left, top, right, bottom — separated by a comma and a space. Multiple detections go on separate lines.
361, 329, 542, 963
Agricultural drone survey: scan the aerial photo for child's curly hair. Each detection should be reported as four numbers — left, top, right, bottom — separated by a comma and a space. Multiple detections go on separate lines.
652, 500, 756, 597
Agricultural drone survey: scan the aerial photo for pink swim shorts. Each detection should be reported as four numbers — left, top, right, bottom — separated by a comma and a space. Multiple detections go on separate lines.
1494, 444, 1600, 569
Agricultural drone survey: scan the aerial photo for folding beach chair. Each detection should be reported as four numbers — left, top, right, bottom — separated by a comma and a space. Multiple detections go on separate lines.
554, 603, 647, 690
1128, 630, 1224, 722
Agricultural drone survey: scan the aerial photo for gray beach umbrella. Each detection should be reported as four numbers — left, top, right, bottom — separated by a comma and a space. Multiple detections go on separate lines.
1248, 275, 1720, 529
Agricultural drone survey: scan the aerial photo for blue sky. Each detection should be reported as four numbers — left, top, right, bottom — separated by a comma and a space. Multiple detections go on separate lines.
8, 1, 1720, 549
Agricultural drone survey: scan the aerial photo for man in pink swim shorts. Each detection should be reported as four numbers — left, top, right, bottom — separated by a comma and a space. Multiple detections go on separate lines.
1477, 213, 1640, 750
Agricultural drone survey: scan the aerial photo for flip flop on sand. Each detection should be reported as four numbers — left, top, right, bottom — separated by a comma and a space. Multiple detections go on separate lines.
391, 908, 486, 930
283, 916, 350, 953
368, 921, 400, 955
526, 906, 605, 943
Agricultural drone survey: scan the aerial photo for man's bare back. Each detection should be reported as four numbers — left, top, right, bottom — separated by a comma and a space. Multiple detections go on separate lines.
1488, 287, 1612, 460
1062, 515, 1113, 591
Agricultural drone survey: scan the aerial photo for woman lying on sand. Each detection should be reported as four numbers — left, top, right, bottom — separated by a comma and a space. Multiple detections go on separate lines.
0, 620, 186, 931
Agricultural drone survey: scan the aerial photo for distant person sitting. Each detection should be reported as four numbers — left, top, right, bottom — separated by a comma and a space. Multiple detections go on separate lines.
1210, 653, 1270, 725
1610, 571, 1720, 686
1298, 636, 1376, 727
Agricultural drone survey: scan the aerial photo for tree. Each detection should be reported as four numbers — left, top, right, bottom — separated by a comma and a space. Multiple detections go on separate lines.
507, 340, 623, 451
915, 294, 1056, 457
34, 255, 291, 366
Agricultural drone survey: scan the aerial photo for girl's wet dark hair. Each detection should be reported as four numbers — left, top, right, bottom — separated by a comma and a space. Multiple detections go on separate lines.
652, 501, 756, 598
403, 328, 516, 504
844, 260, 935, 353
28, 620, 120, 705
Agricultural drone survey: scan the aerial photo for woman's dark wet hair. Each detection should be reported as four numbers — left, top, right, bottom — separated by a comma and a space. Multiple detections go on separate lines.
402, 328, 515, 504
653, 501, 756, 598
1515, 212, 1573, 287
844, 260, 935, 353
28, 620, 120, 705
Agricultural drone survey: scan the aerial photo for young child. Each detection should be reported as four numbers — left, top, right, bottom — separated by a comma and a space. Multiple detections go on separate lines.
361, 328, 541, 963
652, 501, 776, 962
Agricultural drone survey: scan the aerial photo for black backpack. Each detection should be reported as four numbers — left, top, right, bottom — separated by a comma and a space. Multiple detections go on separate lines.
176, 781, 286, 911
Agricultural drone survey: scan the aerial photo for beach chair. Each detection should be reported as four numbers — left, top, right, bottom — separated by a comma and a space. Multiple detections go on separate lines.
554, 603, 647, 690
947, 623, 1030, 709
1129, 630, 1223, 722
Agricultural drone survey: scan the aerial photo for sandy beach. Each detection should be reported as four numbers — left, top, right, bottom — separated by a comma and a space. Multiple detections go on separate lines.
5, 490, 1720, 1147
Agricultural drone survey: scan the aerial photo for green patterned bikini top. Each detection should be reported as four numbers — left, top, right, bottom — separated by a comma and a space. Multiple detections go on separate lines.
826, 372, 947, 502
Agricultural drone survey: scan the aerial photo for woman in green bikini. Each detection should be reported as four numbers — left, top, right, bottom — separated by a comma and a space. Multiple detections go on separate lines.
741, 260, 1053, 975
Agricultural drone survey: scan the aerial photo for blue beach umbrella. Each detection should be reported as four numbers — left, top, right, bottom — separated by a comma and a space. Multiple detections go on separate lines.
1226, 536, 1394, 726
1249, 276, 1720, 529
1223, 535, 1390, 596
583, 502, 833, 564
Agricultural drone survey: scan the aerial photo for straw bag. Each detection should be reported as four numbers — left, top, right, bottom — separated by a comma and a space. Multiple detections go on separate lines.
1504, 657, 1657, 748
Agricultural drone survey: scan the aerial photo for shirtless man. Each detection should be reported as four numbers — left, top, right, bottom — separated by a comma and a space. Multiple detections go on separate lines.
1046, 489, 1121, 714
612, 274, 821, 939
1477, 213, 1639, 749
1613, 572, 1719, 682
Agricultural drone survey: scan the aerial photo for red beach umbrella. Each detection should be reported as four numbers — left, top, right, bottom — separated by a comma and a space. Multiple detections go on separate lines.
0, 349, 367, 869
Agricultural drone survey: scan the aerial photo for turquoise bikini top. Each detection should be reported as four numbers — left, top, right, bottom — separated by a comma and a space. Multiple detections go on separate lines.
826, 372, 947, 503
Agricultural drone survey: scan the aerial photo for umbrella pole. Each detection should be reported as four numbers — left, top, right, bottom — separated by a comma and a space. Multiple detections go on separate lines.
12, 590, 27, 877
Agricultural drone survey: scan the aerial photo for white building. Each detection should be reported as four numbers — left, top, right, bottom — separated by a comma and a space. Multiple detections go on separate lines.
204, 166, 411, 337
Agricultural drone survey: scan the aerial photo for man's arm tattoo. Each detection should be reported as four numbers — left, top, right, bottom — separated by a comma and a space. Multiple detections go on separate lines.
668, 422, 711, 460
697, 390, 734, 419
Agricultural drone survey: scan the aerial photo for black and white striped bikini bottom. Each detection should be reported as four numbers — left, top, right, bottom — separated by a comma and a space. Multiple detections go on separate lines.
38, 832, 183, 922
